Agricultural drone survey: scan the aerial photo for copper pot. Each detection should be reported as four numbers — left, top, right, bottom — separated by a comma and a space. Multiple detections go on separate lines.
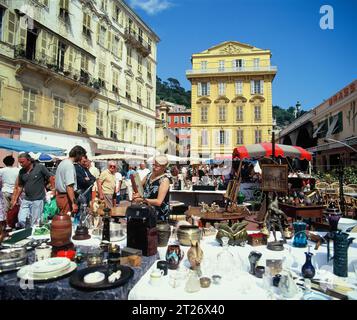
50, 214, 72, 247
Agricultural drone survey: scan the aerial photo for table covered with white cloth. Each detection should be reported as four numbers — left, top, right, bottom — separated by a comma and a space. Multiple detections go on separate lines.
128, 231, 357, 300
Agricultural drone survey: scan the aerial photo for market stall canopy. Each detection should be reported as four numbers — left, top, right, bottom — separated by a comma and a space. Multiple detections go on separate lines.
147, 154, 189, 163
233, 143, 312, 161
0, 137, 65, 155
89, 153, 146, 161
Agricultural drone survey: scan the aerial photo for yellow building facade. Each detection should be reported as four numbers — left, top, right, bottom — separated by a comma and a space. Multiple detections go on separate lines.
186, 41, 277, 159
0, 0, 158, 157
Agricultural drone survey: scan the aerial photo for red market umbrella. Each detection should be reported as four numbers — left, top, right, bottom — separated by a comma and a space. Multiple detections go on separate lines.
233, 143, 312, 161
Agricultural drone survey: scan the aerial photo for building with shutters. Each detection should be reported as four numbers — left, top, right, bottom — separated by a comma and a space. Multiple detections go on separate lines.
0, 0, 158, 158
186, 41, 277, 160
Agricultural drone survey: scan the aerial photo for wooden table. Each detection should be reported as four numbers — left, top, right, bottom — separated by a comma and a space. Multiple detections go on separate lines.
279, 202, 324, 222
185, 206, 248, 226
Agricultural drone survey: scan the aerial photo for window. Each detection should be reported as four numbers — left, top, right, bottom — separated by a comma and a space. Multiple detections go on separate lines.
78, 105, 87, 133
0, 8, 4, 42
138, 28, 143, 44
174, 116, 179, 124
112, 69, 119, 93
118, 39, 123, 59
254, 58, 260, 69
146, 89, 151, 108
98, 63, 106, 88
101, 0, 108, 12
254, 105, 261, 121
53, 97, 64, 129
201, 129, 208, 145
148, 38, 152, 52
80, 53, 89, 83
147, 61, 152, 81
137, 55, 142, 74
96, 109, 104, 136
251, 80, 264, 94
218, 82, 225, 96
113, 4, 121, 23
201, 61, 207, 71
181, 116, 185, 124
201, 106, 208, 122
167, 116, 171, 124
218, 105, 226, 121
235, 80, 243, 95
237, 130, 244, 144
232, 59, 244, 70
236, 105, 243, 121
219, 130, 226, 145
198, 82, 210, 96
218, 60, 225, 71
56, 41, 66, 71
137, 84, 142, 104
83, 13, 91, 38
6, 11, 15, 44
127, 47, 132, 66
22, 88, 36, 123
316, 119, 328, 139
255, 129, 262, 143
110, 115, 118, 139
59, 0, 70, 21
187, 116, 191, 124
112, 35, 119, 55
126, 78, 131, 99
99, 25, 106, 46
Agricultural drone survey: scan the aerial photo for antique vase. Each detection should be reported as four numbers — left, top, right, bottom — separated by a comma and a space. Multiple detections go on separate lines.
301, 252, 315, 279
292, 221, 308, 248
248, 250, 262, 275
165, 244, 184, 270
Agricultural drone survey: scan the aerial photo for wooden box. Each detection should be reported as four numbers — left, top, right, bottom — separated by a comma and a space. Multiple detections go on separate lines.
248, 233, 268, 246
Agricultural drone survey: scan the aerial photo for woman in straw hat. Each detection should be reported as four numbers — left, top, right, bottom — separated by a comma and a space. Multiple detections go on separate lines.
132, 154, 171, 221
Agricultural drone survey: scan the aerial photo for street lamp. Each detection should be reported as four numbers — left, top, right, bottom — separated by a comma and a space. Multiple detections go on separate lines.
323, 137, 357, 215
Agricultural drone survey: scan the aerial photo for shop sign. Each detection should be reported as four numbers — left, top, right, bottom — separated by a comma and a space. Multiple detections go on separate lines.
329, 82, 356, 106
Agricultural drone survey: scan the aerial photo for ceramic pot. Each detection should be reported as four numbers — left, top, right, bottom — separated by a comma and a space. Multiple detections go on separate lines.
50, 214, 72, 247
177, 225, 201, 246
187, 240, 203, 270
157, 221, 171, 247
165, 244, 184, 270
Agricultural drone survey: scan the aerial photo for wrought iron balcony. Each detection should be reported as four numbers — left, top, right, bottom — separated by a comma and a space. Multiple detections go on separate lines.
123, 28, 151, 57
186, 65, 277, 76
14, 45, 99, 95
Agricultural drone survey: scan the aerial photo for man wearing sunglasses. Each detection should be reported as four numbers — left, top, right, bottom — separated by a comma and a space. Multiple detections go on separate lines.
97, 161, 117, 209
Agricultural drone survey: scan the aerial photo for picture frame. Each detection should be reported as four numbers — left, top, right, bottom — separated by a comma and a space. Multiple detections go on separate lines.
261, 164, 288, 193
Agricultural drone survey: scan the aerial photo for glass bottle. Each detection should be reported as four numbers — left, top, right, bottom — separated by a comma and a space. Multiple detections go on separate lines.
185, 269, 201, 293
292, 221, 308, 247
216, 237, 236, 280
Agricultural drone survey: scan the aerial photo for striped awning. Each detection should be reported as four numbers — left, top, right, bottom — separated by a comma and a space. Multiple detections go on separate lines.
233, 143, 312, 161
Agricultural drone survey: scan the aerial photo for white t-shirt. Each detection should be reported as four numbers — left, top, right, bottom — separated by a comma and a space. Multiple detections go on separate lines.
0, 166, 20, 193
115, 172, 123, 191
137, 168, 150, 181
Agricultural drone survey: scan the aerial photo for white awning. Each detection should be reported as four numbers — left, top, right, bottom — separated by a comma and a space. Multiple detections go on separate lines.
89, 137, 124, 152
326, 115, 339, 138
312, 122, 325, 138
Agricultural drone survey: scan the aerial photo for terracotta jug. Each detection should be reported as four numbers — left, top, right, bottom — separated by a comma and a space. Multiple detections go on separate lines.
50, 213, 72, 247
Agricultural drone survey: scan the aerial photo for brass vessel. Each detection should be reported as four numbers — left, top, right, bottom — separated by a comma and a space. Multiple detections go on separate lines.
177, 225, 202, 246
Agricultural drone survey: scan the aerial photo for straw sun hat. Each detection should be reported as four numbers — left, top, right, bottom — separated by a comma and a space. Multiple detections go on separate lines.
154, 154, 169, 166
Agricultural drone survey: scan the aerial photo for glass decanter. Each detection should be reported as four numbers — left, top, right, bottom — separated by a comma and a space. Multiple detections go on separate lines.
216, 237, 236, 281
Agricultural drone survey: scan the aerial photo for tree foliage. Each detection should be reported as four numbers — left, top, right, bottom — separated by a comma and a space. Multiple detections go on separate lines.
273, 105, 307, 128
156, 76, 191, 107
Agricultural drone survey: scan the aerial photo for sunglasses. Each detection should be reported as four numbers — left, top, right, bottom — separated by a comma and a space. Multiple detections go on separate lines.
109, 165, 117, 168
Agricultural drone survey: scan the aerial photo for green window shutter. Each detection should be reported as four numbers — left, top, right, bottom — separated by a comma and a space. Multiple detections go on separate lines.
7, 11, 16, 44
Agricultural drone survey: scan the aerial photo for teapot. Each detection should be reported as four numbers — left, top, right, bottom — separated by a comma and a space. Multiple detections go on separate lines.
326, 230, 355, 277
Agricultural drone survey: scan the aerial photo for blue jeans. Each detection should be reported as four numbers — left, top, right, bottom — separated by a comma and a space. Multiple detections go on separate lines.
17, 199, 44, 228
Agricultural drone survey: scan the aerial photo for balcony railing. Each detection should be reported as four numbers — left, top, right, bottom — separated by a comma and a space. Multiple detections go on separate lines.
124, 28, 151, 57
0, 0, 8, 6
186, 65, 277, 75
14, 45, 99, 91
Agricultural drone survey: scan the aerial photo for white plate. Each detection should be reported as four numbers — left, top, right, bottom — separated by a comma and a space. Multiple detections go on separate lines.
17, 261, 77, 281
32, 257, 70, 274
84, 271, 106, 284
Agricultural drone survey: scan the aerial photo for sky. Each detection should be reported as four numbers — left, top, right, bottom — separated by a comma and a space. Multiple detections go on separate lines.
128, 0, 357, 110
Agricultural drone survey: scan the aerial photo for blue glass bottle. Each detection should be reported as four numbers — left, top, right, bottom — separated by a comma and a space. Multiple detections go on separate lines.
301, 252, 315, 279
292, 221, 308, 247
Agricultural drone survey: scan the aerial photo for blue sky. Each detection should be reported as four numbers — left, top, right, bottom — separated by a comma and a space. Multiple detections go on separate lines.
128, 0, 357, 110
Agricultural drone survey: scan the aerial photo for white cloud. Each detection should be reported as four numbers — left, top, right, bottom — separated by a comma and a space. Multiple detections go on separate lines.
129, 0, 173, 15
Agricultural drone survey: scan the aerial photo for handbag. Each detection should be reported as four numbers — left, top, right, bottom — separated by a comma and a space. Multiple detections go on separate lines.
7, 204, 20, 228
